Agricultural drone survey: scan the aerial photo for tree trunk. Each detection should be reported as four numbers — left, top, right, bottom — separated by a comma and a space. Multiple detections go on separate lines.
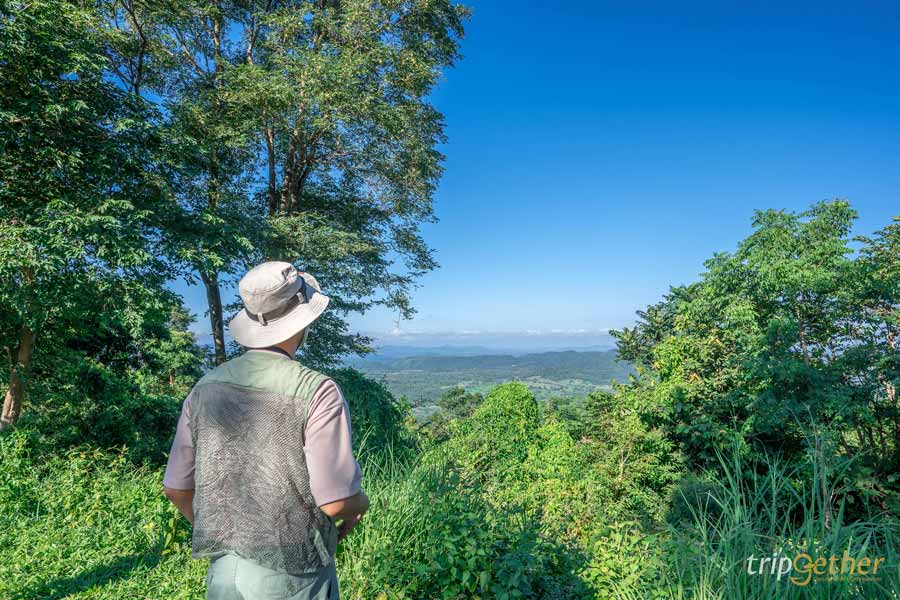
200, 270, 227, 365
1, 325, 36, 430
266, 124, 277, 216
795, 310, 810, 365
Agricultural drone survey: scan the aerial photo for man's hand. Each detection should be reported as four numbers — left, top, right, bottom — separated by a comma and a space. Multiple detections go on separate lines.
320, 489, 369, 543
337, 513, 363, 543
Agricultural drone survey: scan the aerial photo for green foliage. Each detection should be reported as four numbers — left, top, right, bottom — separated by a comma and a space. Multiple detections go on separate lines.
0, 429, 207, 600
612, 200, 900, 513
11, 301, 204, 464
421, 386, 484, 441
0, 0, 172, 326
5, 368, 900, 599
447, 382, 540, 488
84, 0, 471, 366
665, 473, 724, 527
339, 447, 585, 600
2, 11, 898, 594
442, 381, 680, 595
20, 368, 184, 466
581, 522, 667, 600
329, 367, 413, 455
657, 446, 900, 599
438, 386, 486, 419
579, 387, 683, 526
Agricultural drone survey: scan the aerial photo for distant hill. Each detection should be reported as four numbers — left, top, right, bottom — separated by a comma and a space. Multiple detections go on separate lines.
353, 343, 617, 360
348, 349, 633, 417
355, 345, 508, 359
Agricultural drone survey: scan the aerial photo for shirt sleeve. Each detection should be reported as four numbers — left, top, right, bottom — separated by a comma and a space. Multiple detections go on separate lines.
304, 379, 363, 507
163, 392, 196, 490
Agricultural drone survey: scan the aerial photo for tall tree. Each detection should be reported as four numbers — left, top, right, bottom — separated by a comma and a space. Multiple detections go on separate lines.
614, 201, 900, 488
846, 218, 900, 472
163, 2, 261, 365
0, 0, 171, 428
224, 0, 468, 367
100, 0, 261, 365
101, 0, 467, 368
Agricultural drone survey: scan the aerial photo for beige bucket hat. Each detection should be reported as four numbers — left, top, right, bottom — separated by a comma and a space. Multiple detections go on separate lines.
228, 262, 330, 348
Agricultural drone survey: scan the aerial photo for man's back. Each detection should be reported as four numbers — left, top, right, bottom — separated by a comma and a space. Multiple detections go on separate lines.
188, 351, 335, 575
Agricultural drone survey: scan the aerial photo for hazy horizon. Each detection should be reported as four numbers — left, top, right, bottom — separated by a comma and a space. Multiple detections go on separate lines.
189, 326, 618, 355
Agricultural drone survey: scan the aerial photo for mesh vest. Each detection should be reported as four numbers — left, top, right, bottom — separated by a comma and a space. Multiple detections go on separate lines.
188, 350, 337, 575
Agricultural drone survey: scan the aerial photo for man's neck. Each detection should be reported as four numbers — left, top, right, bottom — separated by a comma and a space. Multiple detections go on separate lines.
260, 346, 294, 359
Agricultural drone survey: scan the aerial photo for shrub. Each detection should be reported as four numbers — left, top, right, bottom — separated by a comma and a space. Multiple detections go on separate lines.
336, 444, 587, 599
20, 352, 184, 466
445, 382, 540, 488
330, 367, 413, 456
581, 522, 668, 600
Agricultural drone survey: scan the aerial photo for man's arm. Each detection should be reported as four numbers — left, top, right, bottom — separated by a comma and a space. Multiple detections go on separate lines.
320, 489, 370, 520
321, 489, 370, 542
163, 392, 196, 525
164, 486, 195, 525
304, 379, 366, 542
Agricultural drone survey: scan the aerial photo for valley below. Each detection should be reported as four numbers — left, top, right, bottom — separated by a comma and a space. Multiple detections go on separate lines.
348, 348, 634, 419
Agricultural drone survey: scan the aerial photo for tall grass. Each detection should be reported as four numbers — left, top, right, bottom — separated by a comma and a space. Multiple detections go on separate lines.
336, 436, 442, 596
336, 436, 582, 599
0, 429, 206, 600
645, 445, 900, 599
3, 418, 898, 599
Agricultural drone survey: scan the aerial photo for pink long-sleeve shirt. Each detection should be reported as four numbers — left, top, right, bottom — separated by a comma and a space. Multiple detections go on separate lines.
163, 355, 362, 507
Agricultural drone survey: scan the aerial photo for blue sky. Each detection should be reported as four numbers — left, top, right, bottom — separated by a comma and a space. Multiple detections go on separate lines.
182, 2, 900, 347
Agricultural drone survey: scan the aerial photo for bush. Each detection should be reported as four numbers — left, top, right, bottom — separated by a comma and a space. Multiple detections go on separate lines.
445, 382, 540, 488
20, 352, 185, 466
666, 473, 724, 526
330, 367, 414, 456
335, 443, 588, 599
6, 373, 896, 599
581, 522, 668, 600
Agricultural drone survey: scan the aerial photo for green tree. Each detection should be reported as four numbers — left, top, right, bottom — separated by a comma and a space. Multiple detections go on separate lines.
423, 385, 483, 440
613, 200, 900, 509
225, 0, 469, 367
101, 1, 468, 368
141, 305, 206, 391
101, 0, 267, 366
843, 217, 900, 476
159, 1, 260, 365
0, 0, 172, 428
436, 386, 483, 419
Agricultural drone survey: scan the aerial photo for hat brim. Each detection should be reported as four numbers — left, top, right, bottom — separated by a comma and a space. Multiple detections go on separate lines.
228, 273, 330, 348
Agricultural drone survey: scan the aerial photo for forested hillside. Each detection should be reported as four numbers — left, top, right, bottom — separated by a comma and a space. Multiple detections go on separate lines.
350, 349, 634, 408
2, 1, 900, 599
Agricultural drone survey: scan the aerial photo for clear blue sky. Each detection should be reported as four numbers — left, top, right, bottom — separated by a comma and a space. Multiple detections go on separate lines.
184, 2, 900, 345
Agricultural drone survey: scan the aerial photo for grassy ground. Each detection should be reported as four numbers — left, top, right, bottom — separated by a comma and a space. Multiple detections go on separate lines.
3, 414, 899, 599
0, 433, 206, 599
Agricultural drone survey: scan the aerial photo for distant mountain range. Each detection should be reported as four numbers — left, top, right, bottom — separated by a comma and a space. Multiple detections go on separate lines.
353, 343, 616, 360
348, 349, 633, 418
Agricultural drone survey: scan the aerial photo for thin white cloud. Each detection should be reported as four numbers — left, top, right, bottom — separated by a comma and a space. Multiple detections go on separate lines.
356, 328, 617, 353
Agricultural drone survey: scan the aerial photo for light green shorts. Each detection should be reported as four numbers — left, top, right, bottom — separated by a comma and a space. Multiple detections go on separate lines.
205, 553, 339, 600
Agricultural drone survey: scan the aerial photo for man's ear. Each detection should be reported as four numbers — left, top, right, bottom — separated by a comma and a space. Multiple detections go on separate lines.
298, 327, 308, 347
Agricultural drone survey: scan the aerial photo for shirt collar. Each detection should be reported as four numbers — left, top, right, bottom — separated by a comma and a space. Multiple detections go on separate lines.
246, 347, 293, 360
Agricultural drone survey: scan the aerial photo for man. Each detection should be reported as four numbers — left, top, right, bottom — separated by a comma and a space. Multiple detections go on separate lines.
163, 262, 369, 600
